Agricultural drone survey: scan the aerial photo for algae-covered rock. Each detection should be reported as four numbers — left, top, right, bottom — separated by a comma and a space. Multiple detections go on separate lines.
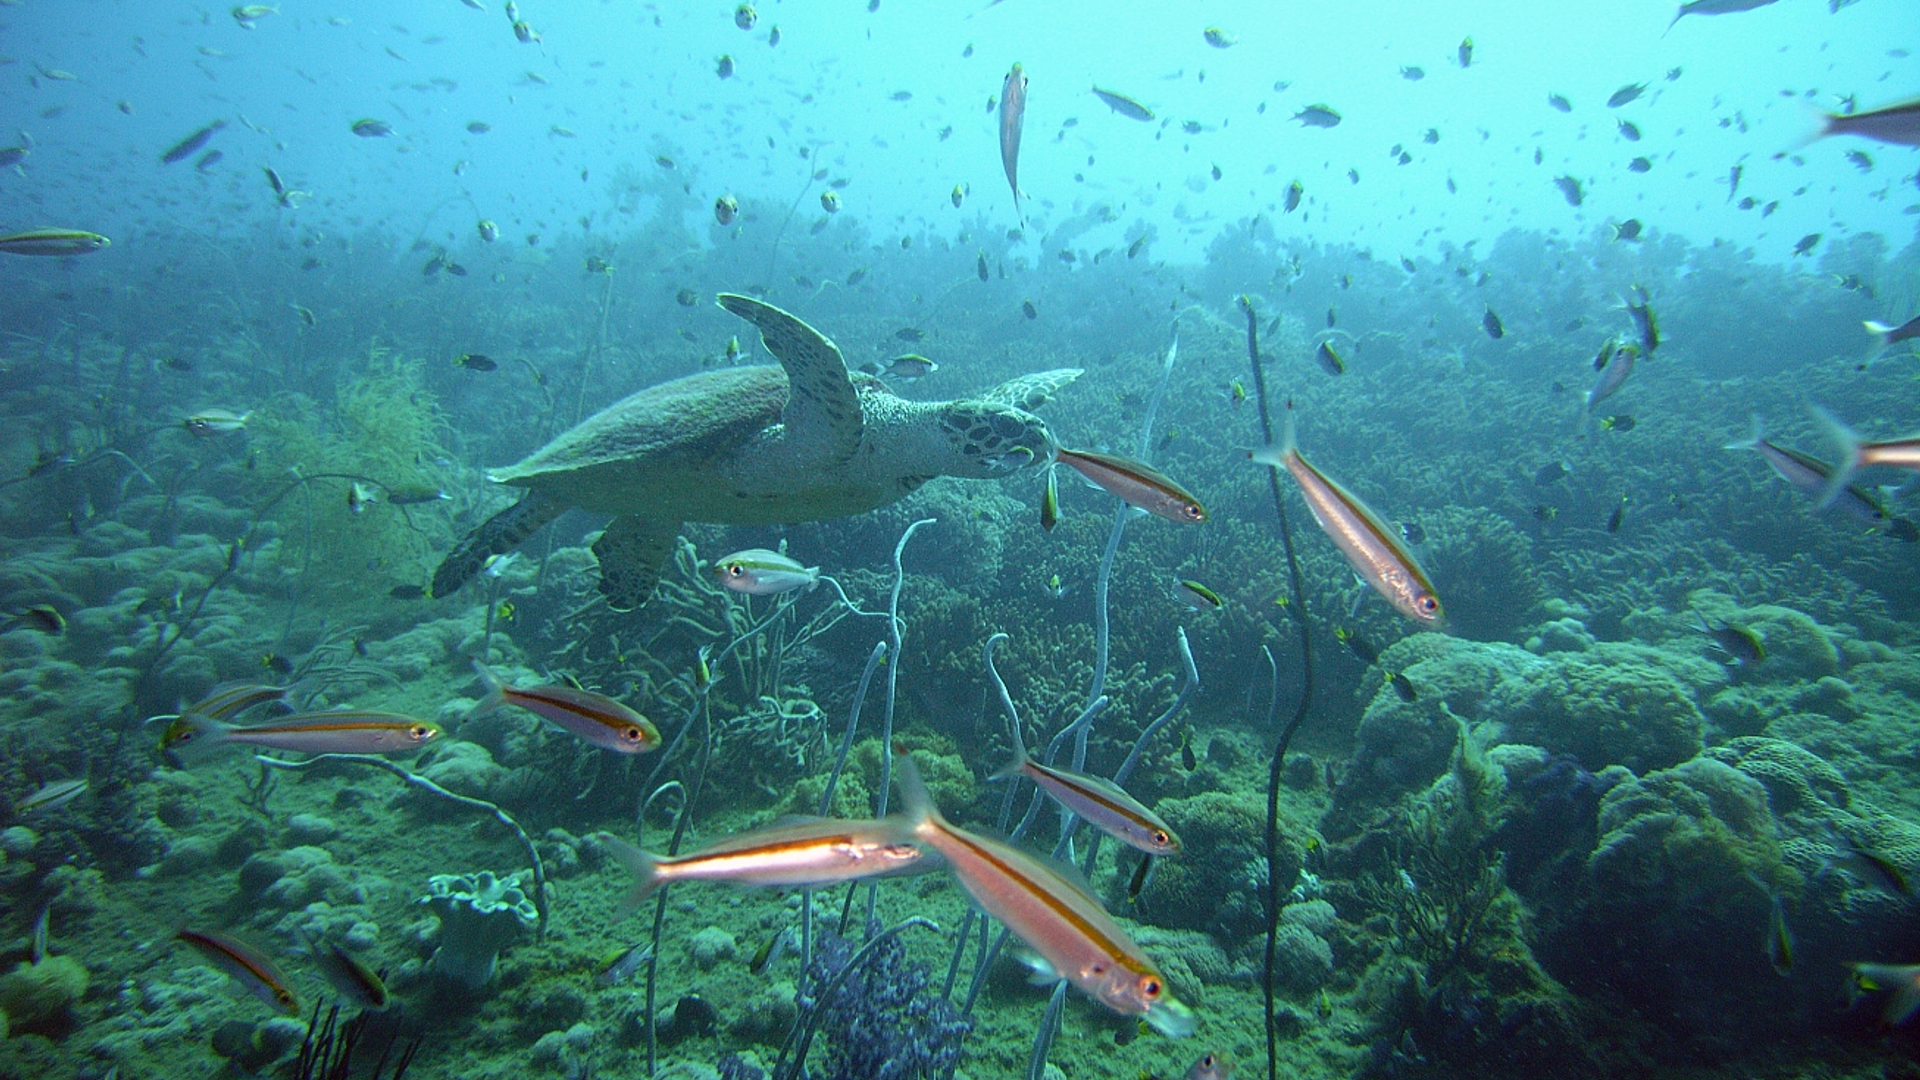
1128, 789, 1276, 942
0, 955, 88, 1031
1704, 736, 1849, 816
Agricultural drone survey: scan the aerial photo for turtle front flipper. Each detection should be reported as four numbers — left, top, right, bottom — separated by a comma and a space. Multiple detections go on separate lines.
975, 368, 1084, 412
716, 293, 864, 465
431, 490, 564, 599
592, 516, 680, 611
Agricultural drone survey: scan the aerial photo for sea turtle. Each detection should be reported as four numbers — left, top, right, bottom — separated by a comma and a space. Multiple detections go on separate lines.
431, 293, 1079, 609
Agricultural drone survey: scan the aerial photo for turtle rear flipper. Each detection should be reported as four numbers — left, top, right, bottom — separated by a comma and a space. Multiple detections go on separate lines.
431, 491, 563, 599
593, 516, 680, 610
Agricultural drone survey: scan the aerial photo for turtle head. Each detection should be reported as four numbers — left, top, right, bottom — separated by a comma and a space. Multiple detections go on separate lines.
935, 400, 1052, 478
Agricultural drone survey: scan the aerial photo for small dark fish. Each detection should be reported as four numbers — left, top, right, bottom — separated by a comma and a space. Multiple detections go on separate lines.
351, 118, 393, 137
1127, 236, 1146, 259
467, 121, 492, 133
1457, 36, 1473, 68
1314, 340, 1346, 376
1617, 119, 1642, 141
1607, 83, 1647, 109
598, 942, 655, 987
1092, 87, 1154, 122
1593, 338, 1618, 371
1292, 104, 1342, 128
1727, 163, 1743, 203
1547, 93, 1572, 113
261, 652, 295, 677
1021, 299, 1038, 319
1628, 156, 1652, 173
1127, 852, 1154, 900
1388, 672, 1417, 703
1610, 218, 1643, 242
846, 268, 867, 286
1284, 180, 1303, 213
1483, 307, 1505, 339
388, 584, 426, 600
1180, 735, 1196, 772
455, 353, 497, 372
1793, 233, 1821, 257
895, 327, 925, 342
1607, 496, 1627, 534
1336, 626, 1380, 666
1400, 66, 1424, 81
1400, 521, 1426, 545
1533, 461, 1570, 486
162, 120, 226, 165
1554, 175, 1584, 206
387, 486, 450, 505
889, 90, 913, 102
977, 252, 991, 280
1696, 616, 1765, 665
676, 288, 699, 306
1423, 128, 1439, 144
195, 149, 223, 172
1600, 414, 1636, 432
1533, 504, 1559, 522
263, 166, 285, 194
4, 605, 64, 636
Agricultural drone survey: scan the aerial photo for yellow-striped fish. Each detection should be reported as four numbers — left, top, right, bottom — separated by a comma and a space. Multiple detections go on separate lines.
1054, 447, 1206, 523
596, 816, 924, 909
175, 929, 300, 1016
1249, 415, 1444, 628
307, 936, 389, 1010
896, 750, 1194, 1035
999, 62, 1028, 223
162, 711, 441, 759
997, 756, 1180, 856
16, 778, 87, 814
0, 228, 110, 256
185, 681, 290, 722
471, 661, 659, 753
1040, 465, 1060, 532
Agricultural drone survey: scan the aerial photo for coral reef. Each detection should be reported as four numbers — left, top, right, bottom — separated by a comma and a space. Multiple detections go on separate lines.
420, 870, 540, 990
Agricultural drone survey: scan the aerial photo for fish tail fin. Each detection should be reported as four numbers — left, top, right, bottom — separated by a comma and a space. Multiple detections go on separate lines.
892, 745, 948, 839
1810, 404, 1865, 510
160, 712, 233, 761
1723, 414, 1766, 454
598, 833, 664, 913
1792, 103, 1835, 150
1663, 7, 1683, 36
989, 754, 1030, 782
467, 658, 508, 718
1864, 320, 1893, 362
1247, 410, 1297, 469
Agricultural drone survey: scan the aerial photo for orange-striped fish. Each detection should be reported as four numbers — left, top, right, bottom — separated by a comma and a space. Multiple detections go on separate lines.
1053, 447, 1206, 523
997, 756, 1180, 856
999, 62, 1028, 223
162, 711, 442, 759
185, 681, 290, 722
472, 662, 659, 753
306, 935, 389, 1010
175, 928, 301, 1015
1815, 405, 1920, 511
1248, 415, 1444, 628
597, 816, 924, 909
895, 750, 1194, 1035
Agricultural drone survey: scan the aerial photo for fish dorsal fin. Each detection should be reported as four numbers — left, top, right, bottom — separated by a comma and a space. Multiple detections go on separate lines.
718, 293, 863, 463
975, 368, 1082, 412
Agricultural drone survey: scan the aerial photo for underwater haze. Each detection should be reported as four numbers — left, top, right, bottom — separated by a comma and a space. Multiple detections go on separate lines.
1, 1, 1919, 1079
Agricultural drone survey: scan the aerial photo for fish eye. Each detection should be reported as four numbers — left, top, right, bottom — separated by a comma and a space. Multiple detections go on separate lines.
410, 725, 433, 740
623, 726, 645, 743
1184, 505, 1204, 520
1417, 595, 1440, 615
1142, 977, 1162, 998
1151, 830, 1169, 845
726, 564, 746, 578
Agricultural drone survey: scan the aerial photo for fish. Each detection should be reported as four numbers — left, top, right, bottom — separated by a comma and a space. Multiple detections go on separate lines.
1175, 580, 1222, 610
1292, 105, 1342, 128
350, 118, 393, 138
386, 486, 450, 506
1203, 26, 1236, 47
820, 191, 840, 213
1587, 344, 1635, 411
1821, 833, 1912, 896
1593, 338, 1618, 371
712, 548, 820, 595
997, 755, 1180, 856
0, 147, 26, 169
163, 711, 442, 759
1533, 504, 1560, 522
262, 166, 285, 195
16, 778, 86, 815
1766, 892, 1793, 976
471, 662, 659, 753
597, 816, 923, 908
1813, 95, 1920, 148
1000, 63, 1029, 222
597, 942, 654, 987
1599, 414, 1636, 432
1610, 219, 1643, 242
1401, 66, 1425, 81
455, 353, 498, 372
1792, 233, 1821, 257
1667, 0, 1778, 33
1628, 156, 1652, 173
346, 482, 376, 515
1335, 625, 1380, 666
1457, 37, 1473, 68
260, 653, 294, 677
1625, 286, 1660, 353
1607, 496, 1627, 534
1848, 963, 1920, 1024
1040, 466, 1061, 533
183, 409, 251, 437
176, 930, 300, 1016
1553, 175, 1584, 206
950, 184, 967, 209
894, 750, 1194, 1034
232, 5, 277, 28
1284, 181, 1304, 213
1695, 615, 1765, 665
1483, 307, 1505, 339
1846, 149, 1874, 172
1422, 128, 1440, 145
1021, 299, 1038, 320
1388, 672, 1418, 702
307, 937, 389, 1010
467, 121, 492, 134
1092, 87, 1153, 122
1547, 93, 1572, 113
734, 2, 757, 29
1127, 237, 1146, 260
388, 584, 426, 600
1809, 406, 1920, 511
1400, 521, 1426, 545
1607, 83, 1647, 108
2, 604, 64, 635
894, 327, 926, 342
1249, 416, 1444, 628
1314, 340, 1346, 376
1052, 447, 1206, 523
1617, 119, 1641, 141
1187, 1050, 1234, 1080
0, 228, 109, 256
1229, 379, 1248, 409
1728, 418, 1889, 522
976, 251, 991, 280
768, 25, 780, 45
161, 121, 225, 165
676, 288, 699, 306
863, 353, 936, 380
1533, 461, 1570, 486
1726, 164, 1742, 203
186, 681, 289, 721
